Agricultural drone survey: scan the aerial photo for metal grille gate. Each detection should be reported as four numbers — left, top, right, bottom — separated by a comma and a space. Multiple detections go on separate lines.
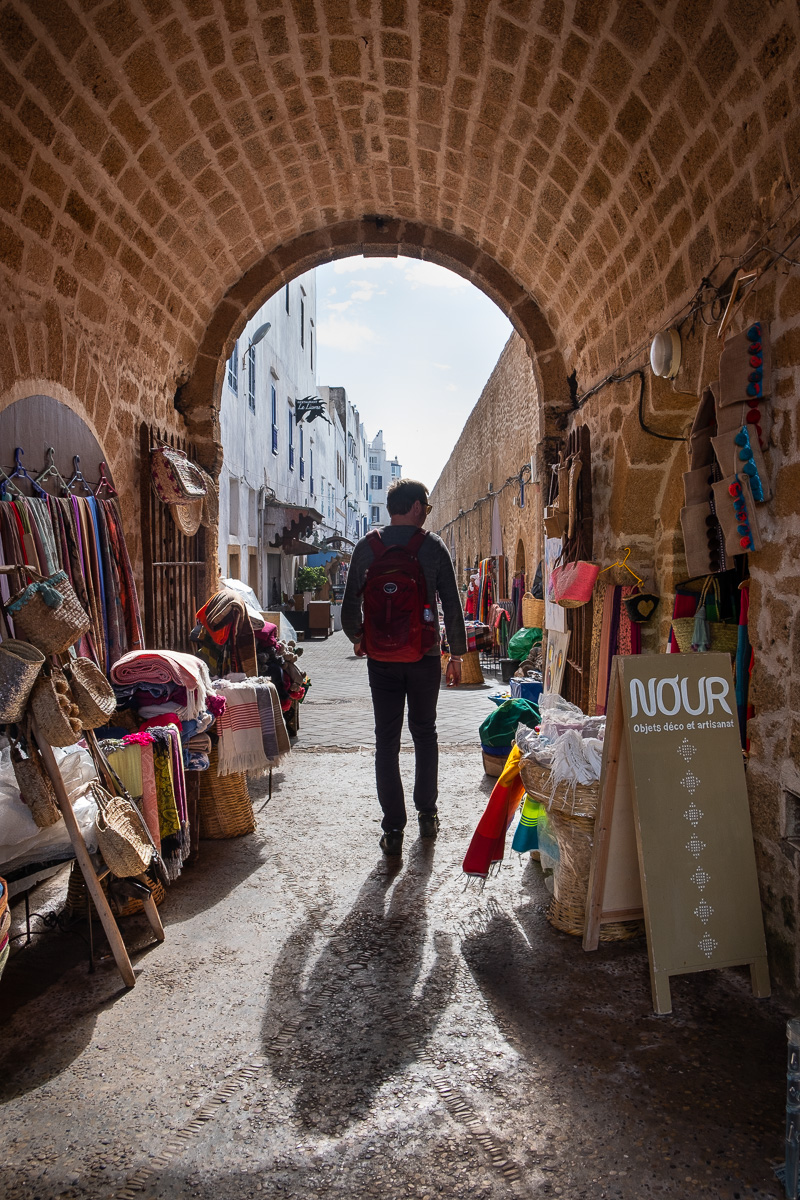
139, 422, 207, 652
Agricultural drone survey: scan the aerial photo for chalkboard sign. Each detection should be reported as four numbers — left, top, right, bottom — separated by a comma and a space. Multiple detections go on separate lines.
584, 654, 770, 1014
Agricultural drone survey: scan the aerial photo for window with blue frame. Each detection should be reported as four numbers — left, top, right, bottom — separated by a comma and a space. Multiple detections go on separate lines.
309, 449, 314, 495
288, 402, 294, 470
299, 426, 305, 481
271, 385, 278, 454
227, 340, 238, 394
247, 346, 255, 412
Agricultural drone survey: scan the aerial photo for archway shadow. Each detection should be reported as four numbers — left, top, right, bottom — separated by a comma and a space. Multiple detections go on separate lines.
261, 840, 457, 1136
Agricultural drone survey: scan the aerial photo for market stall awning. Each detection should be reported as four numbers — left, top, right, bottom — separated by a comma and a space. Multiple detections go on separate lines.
264, 503, 323, 553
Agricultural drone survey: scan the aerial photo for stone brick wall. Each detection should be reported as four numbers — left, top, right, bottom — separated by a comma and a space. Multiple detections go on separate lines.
1, 1, 800, 986
429, 333, 546, 593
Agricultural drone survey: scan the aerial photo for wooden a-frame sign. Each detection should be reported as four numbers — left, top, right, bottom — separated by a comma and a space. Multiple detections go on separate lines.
583, 654, 770, 1014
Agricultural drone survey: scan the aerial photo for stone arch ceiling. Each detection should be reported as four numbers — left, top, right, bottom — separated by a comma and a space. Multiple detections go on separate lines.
1, 0, 799, 456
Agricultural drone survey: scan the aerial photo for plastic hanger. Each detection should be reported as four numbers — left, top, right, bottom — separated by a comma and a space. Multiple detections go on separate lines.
0, 464, 23, 500
598, 547, 644, 589
3, 447, 48, 499
93, 461, 117, 498
66, 455, 95, 496
35, 446, 72, 495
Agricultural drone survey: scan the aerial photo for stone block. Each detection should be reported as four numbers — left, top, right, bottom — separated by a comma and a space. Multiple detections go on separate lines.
614, 93, 651, 146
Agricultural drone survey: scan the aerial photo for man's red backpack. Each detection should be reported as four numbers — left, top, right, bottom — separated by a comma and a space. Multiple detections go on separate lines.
360, 529, 439, 662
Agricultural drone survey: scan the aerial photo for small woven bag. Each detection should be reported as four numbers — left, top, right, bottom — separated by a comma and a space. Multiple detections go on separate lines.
0, 638, 45, 723
11, 739, 61, 828
150, 445, 208, 505
521, 592, 546, 629
2, 565, 91, 655
91, 781, 153, 877
66, 656, 117, 729
30, 666, 83, 747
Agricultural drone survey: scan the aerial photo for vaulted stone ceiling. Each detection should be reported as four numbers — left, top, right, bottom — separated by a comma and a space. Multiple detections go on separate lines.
0, 0, 797, 447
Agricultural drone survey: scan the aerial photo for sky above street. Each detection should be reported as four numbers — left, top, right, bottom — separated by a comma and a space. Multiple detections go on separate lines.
314, 256, 513, 491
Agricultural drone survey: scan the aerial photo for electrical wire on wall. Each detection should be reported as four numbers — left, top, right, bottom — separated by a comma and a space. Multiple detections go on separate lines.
436, 461, 533, 539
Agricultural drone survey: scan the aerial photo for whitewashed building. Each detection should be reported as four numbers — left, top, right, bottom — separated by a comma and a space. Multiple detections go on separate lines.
218, 273, 321, 608
368, 430, 402, 529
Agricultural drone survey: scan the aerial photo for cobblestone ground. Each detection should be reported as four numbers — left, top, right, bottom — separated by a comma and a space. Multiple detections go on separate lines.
0, 633, 789, 1200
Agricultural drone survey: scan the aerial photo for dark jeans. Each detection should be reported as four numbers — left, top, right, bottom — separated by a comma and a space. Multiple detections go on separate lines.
367, 655, 441, 832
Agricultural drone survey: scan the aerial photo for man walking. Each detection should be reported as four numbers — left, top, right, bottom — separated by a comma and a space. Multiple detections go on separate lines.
342, 479, 467, 857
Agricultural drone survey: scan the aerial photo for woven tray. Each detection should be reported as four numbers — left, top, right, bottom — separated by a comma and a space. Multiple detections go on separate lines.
519, 757, 600, 819
198, 746, 255, 839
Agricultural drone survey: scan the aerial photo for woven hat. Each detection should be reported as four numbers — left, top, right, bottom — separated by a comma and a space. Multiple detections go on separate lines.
719, 322, 771, 407
171, 498, 203, 537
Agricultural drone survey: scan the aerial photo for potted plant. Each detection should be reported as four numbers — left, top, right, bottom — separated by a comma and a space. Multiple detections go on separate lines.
295, 565, 328, 607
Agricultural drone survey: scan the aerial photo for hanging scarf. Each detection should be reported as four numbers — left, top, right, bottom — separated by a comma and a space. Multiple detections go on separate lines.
214, 680, 270, 776
511, 794, 545, 855
102, 498, 144, 654
463, 745, 526, 880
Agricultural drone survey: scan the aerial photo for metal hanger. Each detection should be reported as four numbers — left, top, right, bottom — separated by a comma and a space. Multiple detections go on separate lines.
66, 455, 95, 496
35, 446, 72, 495
598, 547, 644, 588
93, 461, 117, 498
3, 447, 48, 499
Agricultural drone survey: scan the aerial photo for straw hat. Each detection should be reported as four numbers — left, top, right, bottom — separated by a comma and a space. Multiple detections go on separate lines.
171, 498, 203, 537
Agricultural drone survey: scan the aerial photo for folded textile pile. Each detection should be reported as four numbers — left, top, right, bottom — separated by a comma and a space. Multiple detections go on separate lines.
103, 726, 189, 879
111, 650, 213, 721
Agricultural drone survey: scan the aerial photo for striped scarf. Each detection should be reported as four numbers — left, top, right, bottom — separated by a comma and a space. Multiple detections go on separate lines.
215, 680, 269, 777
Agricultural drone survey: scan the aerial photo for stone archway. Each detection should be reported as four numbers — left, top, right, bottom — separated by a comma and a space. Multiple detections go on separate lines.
175, 217, 571, 474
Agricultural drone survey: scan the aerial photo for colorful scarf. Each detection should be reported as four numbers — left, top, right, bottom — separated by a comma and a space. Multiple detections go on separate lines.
511, 794, 545, 855
254, 678, 291, 765
463, 745, 526, 880
214, 680, 270, 776
111, 650, 212, 721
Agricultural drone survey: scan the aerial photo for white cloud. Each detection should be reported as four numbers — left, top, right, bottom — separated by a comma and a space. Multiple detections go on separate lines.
445, 382, 458, 392
402, 260, 469, 289
317, 315, 378, 352
350, 281, 380, 302
325, 300, 353, 314
432, 361, 451, 370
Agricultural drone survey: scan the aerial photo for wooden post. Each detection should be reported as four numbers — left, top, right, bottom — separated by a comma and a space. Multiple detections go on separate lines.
31, 719, 136, 989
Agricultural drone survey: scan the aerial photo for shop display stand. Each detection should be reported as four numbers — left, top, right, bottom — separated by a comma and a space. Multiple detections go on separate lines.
31, 717, 165, 989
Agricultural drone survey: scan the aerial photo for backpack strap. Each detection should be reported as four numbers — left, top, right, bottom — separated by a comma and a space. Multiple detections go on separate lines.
366, 530, 387, 560
406, 528, 428, 557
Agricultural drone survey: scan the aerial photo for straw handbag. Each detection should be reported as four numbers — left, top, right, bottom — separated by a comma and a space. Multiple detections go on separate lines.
65, 656, 117, 728
521, 592, 545, 629
2, 565, 91, 656
150, 445, 208, 505
0, 638, 45, 723
11, 738, 61, 828
90, 780, 153, 877
551, 559, 600, 608
671, 576, 739, 659
30, 666, 83, 746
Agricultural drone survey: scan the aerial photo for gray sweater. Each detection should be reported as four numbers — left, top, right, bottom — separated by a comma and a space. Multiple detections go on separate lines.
341, 526, 468, 657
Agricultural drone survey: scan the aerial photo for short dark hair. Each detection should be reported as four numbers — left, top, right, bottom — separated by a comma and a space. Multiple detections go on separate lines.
386, 478, 428, 516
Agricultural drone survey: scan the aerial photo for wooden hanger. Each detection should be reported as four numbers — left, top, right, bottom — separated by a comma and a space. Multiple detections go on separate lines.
717, 267, 761, 339
598, 547, 644, 589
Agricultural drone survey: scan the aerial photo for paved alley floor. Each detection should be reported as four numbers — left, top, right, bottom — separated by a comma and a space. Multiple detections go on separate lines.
0, 636, 790, 1200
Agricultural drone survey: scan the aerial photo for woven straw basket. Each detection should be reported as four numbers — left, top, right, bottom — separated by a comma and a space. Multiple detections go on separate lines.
65, 862, 165, 918
671, 617, 738, 659
30, 668, 83, 747
441, 650, 484, 685
198, 746, 255, 839
521, 593, 546, 629
0, 639, 45, 724
11, 741, 61, 828
519, 758, 643, 942
66, 657, 117, 729
91, 781, 153, 877
5, 567, 91, 656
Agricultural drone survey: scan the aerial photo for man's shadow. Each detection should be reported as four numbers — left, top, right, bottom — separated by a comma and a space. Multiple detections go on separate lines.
262, 840, 457, 1135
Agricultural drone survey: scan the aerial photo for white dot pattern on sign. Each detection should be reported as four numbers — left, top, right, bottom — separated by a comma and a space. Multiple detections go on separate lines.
681, 770, 701, 794
686, 834, 706, 858
691, 867, 711, 889
678, 738, 697, 763
684, 802, 703, 827
694, 900, 714, 924
698, 932, 719, 958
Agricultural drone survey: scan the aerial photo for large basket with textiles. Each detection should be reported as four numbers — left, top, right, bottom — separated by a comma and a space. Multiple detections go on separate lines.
545, 809, 643, 942
198, 746, 255, 839
64, 862, 165, 918
519, 757, 600, 820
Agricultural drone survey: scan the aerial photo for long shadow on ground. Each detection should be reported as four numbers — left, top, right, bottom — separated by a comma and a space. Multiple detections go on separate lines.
262, 840, 458, 1136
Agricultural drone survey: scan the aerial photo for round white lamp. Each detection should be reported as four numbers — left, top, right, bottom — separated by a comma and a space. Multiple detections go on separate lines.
650, 328, 681, 379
